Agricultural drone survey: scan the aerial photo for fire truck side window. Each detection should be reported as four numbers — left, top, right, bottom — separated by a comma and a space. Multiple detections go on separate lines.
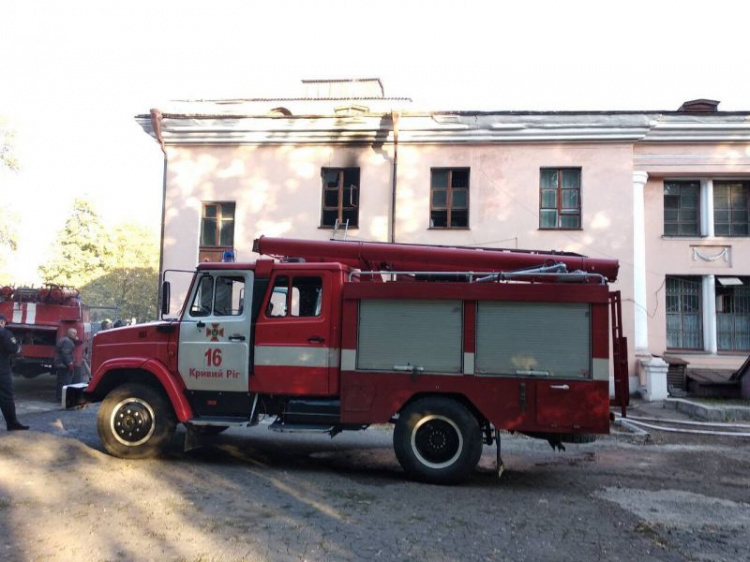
213, 276, 245, 316
190, 275, 214, 317
291, 277, 323, 317
267, 276, 289, 317
266, 275, 323, 318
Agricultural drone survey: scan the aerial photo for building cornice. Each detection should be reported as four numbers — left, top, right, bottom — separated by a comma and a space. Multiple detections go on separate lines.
135, 107, 750, 146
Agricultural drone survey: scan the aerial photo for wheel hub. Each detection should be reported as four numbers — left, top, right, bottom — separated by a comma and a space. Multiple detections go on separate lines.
412, 415, 463, 468
111, 399, 156, 446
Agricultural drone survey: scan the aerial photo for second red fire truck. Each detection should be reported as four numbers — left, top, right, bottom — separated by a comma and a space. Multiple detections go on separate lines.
0, 285, 90, 380
68, 237, 628, 484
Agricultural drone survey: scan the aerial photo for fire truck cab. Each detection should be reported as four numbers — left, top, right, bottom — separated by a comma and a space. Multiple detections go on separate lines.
72, 237, 628, 484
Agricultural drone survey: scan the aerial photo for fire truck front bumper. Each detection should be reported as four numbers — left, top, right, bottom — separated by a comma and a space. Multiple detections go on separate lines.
62, 383, 91, 409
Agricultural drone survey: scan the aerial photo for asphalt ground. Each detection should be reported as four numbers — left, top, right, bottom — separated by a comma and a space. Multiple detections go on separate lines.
2, 375, 750, 562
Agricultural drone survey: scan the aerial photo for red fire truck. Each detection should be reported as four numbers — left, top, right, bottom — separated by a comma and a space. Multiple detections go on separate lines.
0, 285, 90, 379
68, 237, 628, 484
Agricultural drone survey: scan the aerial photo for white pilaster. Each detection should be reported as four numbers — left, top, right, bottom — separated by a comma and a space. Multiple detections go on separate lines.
703, 274, 717, 354
701, 179, 714, 237
633, 171, 649, 353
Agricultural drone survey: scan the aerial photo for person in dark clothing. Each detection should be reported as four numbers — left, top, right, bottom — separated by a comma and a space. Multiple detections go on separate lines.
0, 314, 29, 430
54, 328, 78, 402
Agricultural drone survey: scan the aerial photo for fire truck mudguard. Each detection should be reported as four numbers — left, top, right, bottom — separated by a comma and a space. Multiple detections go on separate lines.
89, 357, 194, 422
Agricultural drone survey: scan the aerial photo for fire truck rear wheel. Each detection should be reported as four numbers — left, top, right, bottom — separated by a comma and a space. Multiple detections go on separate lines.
394, 397, 482, 485
97, 383, 177, 459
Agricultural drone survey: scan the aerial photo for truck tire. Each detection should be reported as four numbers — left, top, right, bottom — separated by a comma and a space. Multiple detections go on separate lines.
394, 397, 483, 485
97, 383, 177, 459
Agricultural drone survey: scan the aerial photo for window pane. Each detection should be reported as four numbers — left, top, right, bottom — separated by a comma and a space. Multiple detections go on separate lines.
343, 168, 360, 190
540, 210, 558, 228
201, 219, 217, 246
324, 190, 339, 208
682, 192, 698, 208
451, 210, 468, 227
715, 224, 730, 236
219, 221, 234, 246
431, 169, 449, 189
432, 190, 447, 207
267, 276, 289, 317
679, 222, 699, 236
342, 208, 358, 227
190, 276, 214, 317
220, 202, 235, 217
291, 277, 323, 317
321, 209, 338, 227
664, 195, 679, 209
452, 189, 467, 208
204, 205, 217, 219
561, 169, 581, 189
540, 169, 558, 189
541, 189, 556, 209
323, 169, 340, 187
431, 210, 448, 228
560, 214, 580, 229
213, 276, 244, 316
451, 169, 469, 188
562, 189, 580, 210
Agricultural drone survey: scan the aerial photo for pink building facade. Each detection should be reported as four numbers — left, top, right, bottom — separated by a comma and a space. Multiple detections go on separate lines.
137, 81, 750, 396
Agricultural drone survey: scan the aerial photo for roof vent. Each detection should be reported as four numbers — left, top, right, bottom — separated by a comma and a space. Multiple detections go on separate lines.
678, 99, 720, 113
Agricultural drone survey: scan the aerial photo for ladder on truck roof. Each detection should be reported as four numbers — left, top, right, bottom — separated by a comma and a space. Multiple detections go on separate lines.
253, 236, 620, 283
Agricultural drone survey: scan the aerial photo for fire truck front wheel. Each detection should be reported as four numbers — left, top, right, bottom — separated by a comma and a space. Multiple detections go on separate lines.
97, 384, 177, 459
394, 397, 483, 485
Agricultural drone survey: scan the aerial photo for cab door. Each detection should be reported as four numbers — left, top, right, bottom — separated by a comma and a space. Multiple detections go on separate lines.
252, 270, 333, 396
178, 271, 253, 394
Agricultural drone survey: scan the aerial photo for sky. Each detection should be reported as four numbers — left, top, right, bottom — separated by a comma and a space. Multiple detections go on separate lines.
1, 0, 748, 283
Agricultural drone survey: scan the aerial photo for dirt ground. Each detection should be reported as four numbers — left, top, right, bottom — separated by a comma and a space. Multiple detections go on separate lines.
1, 377, 750, 562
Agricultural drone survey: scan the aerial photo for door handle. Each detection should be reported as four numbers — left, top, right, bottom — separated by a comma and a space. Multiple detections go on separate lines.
308, 336, 325, 343
229, 335, 246, 342
197, 321, 205, 329
550, 384, 570, 390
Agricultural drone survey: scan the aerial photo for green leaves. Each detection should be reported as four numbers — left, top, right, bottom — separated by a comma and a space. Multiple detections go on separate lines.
39, 199, 160, 323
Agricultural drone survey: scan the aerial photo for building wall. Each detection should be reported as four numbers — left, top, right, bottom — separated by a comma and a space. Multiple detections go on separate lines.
162, 141, 638, 369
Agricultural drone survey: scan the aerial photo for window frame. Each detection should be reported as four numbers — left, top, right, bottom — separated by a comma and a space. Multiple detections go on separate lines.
666, 275, 704, 351
320, 167, 360, 229
199, 202, 235, 262
714, 180, 750, 237
539, 167, 582, 230
429, 167, 470, 229
716, 277, 750, 352
663, 180, 701, 237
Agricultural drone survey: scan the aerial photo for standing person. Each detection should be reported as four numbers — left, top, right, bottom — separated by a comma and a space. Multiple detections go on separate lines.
0, 314, 29, 430
54, 328, 78, 402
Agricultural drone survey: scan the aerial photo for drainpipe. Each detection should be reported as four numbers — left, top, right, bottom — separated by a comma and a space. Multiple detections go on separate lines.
150, 108, 168, 317
389, 111, 400, 243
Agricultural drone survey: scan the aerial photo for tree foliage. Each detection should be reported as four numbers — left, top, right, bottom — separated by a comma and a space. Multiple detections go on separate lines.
82, 224, 160, 323
40, 199, 160, 323
39, 198, 114, 287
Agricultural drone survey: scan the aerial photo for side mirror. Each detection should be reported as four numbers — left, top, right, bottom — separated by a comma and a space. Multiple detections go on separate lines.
161, 281, 171, 317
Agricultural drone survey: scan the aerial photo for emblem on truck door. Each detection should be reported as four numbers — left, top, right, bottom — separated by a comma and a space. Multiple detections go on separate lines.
205, 323, 224, 342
